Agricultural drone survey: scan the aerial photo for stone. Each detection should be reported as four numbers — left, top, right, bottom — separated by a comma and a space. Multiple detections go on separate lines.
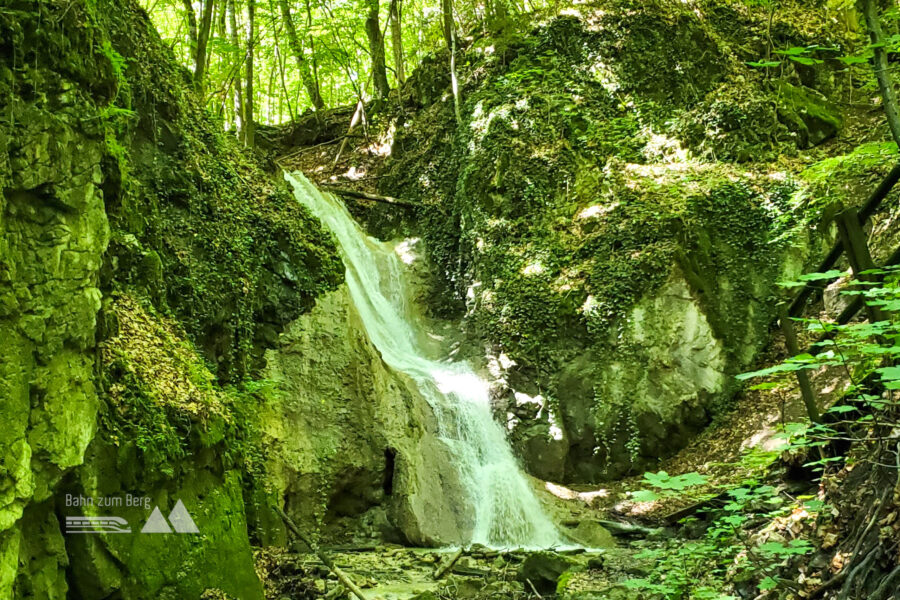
562, 521, 616, 549
776, 82, 843, 148
516, 551, 577, 594
260, 286, 471, 546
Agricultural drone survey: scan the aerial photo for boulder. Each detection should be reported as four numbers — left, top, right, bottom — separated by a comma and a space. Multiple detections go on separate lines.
517, 551, 577, 595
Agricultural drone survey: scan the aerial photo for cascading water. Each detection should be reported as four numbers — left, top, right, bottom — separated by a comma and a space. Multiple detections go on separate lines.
286, 172, 559, 548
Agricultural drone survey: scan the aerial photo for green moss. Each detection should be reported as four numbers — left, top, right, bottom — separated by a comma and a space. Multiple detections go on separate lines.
799, 141, 899, 215
775, 81, 843, 148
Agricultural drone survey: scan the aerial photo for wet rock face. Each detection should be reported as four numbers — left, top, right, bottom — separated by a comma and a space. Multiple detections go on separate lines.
261, 286, 472, 546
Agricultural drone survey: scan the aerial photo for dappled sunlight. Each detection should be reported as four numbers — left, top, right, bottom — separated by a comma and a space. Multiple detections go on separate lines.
740, 423, 788, 453
367, 122, 395, 157
521, 261, 546, 276
577, 202, 619, 220
342, 166, 366, 180
642, 131, 691, 163
393, 237, 421, 265
545, 482, 609, 503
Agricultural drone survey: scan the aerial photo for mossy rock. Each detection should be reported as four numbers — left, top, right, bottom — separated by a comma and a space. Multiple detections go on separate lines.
776, 81, 843, 148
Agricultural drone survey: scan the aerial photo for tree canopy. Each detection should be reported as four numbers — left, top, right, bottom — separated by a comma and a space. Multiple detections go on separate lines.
140, 0, 558, 135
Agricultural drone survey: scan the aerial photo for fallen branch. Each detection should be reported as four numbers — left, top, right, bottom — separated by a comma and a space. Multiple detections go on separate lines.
525, 578, 544, 599
433, 547, 464, 579
319, 184, 419, 208
597, 519, 663, 538
273, 505, 369, 600
279, 135, 348, 161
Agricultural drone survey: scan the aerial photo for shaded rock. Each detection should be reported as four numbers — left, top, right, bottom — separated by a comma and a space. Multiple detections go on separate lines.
511, 418, 568, 482
776, 81, 843, 148
516, 551, 577, 594
562, 521, 616, 549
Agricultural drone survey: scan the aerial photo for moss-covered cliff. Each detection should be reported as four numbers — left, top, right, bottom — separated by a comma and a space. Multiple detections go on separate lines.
0, 1, 341, 597
378, 0, 855, 481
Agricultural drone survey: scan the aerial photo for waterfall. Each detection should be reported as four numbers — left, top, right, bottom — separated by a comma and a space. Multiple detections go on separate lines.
286, 172, 559, 548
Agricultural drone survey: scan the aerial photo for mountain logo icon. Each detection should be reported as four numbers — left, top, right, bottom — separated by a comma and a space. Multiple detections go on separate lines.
140, 500, 200, 534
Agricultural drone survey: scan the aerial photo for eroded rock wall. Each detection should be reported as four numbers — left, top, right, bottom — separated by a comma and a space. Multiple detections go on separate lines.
261, 285, 472, 546
0, 1, 340, 597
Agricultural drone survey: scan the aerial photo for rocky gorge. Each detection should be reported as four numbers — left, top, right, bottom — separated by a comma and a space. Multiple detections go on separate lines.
3, 0, 900, 598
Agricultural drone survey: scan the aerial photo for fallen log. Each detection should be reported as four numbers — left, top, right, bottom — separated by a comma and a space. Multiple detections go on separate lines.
596, 519, 663, 538
433, 547, 464, 579
318, 183, 419, 208
273, 505, 369, 600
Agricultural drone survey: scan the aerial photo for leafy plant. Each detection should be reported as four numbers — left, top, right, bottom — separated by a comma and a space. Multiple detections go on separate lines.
629, 470, 709, 502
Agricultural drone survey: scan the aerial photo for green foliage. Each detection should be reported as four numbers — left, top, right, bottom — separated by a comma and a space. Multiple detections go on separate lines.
624, 476, 816, 598
738, 265, 900, 478
629, 470, 709, 503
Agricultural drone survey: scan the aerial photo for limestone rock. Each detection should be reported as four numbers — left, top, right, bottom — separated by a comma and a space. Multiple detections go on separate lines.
261, 286, 471, 546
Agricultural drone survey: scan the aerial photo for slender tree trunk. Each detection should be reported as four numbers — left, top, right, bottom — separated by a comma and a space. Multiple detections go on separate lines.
229, 0, 245, 137
195, 0, 216, 94
267, 53, 277, 122
304, 0, 323, 109
450, 12, 461, 123
365, 0, 390, 102
443, 0, 461, 122
245, 0, 256, 145
215, 0, 228, 115
860, 0, 900, 147
279, 0, 325, 111
181, 0, 199, 63
441, 0, 453, 49
389, 0, 405, 84
275, 40, 296, 121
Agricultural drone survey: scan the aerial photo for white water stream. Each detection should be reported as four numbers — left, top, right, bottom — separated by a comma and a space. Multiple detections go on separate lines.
286, 172, 559, 548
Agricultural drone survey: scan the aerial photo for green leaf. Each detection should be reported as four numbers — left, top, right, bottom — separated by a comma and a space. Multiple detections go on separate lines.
759, 576, 779, 591
798, 269, 844, 282
630, 489, 661, 502
876, 365, 900, 381
789, 55, 824, 65
747, 60, 781, 68
775, 46, 808, 56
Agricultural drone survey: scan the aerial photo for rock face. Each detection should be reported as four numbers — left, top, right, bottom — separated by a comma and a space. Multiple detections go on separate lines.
0, 2, 340, 597
0, 5, 111, 596
261, 286, 472, 546
380, 2, 844, 481
558, 273, 730, 480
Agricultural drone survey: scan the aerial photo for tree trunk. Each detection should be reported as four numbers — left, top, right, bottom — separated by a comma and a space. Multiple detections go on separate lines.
304, 0, 322, 108
279, 0, 325, 111
389, 0, 405, 84
441, 0, 453, 49
195, 0, 216, 94
365, 0, 390, 102
244, 0, 256, 145
229, 0, 245, 137
444, 0, 461, 122
860, 0, 900, 147
181, 0, 199, 63
275, 40, 295, 121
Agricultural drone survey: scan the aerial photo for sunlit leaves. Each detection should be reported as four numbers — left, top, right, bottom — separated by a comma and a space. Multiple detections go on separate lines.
758, 539, 813, 558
